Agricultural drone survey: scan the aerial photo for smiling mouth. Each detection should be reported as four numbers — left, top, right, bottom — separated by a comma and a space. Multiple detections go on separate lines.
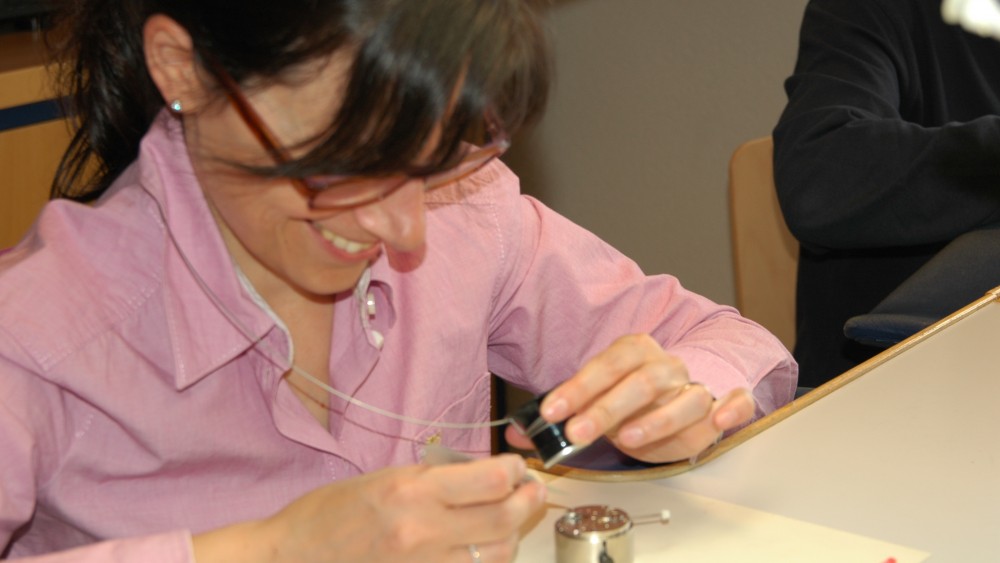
312, 222, 376, 254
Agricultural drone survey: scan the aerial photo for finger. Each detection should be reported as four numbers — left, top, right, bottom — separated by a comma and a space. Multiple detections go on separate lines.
562, 357, 689, 446
503, 424, 535, 451
444, 479, 547, 543
612, 408, 721, 464
613, 381, 714, 449
540, 334, 680, 423
429, 454, 528, 506
613, 387, 757, 463
711, 387, 755, 431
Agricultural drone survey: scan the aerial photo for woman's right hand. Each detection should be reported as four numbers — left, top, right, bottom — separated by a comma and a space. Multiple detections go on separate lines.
192, 453, 546, 563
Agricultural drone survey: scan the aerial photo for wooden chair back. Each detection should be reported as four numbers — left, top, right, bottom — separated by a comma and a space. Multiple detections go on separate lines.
0, 32, 71, 249
728, 136, 798, 351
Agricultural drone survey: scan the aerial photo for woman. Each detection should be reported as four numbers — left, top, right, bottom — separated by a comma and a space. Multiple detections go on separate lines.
0, 0, 797, 561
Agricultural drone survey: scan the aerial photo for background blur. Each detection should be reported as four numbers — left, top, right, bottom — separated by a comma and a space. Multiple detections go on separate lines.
504, 0, 809, 305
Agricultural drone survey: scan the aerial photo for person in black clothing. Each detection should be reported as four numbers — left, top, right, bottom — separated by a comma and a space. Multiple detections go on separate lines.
773, 0, 1000, 387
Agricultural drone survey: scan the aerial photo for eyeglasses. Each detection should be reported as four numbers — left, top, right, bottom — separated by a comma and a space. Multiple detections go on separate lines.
207, 59, 510, 211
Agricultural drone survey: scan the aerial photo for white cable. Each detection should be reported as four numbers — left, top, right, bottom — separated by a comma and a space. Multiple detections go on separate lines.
290, 363, 510, 429
146, 187, 510, 431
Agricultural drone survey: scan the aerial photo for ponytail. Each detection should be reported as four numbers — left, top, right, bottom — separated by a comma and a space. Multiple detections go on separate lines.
51, 0, 163, 201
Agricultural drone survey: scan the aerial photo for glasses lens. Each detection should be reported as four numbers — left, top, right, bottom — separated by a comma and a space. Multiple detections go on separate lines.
308, 175, 409, 210
306, 138, 510, 210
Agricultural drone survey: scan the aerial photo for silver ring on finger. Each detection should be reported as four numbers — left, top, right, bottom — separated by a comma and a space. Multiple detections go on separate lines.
681, 381, 715, 400
681, 381, 705, 393
682, 382, 723, 443
468, 544, 482, 563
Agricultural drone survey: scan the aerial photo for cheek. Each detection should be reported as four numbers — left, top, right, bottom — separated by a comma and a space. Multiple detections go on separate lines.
204, 182, 302, 255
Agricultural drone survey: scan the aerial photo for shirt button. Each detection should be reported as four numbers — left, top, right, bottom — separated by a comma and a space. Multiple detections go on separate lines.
366, 292, 376, 317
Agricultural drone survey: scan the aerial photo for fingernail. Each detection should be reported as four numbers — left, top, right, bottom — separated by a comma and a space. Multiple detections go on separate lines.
715, 408, 737, 429
541, 397, 568, 420
535, 482, 548, 503
566, 417, 595, 444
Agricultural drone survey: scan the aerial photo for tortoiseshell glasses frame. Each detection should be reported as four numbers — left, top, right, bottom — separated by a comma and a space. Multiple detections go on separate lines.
207, 59, 510, 211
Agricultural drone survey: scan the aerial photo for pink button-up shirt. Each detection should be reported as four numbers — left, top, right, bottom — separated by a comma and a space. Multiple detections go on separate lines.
0, 113, 797, 561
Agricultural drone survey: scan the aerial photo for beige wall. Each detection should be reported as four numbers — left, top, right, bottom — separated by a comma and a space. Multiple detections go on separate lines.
504, 0, 809, 305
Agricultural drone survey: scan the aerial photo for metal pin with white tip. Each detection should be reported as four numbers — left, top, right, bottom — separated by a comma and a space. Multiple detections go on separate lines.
630, 509, 671, 527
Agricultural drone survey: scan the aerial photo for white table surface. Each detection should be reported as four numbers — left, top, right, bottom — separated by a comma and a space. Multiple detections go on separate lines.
518, 293, 1000, 562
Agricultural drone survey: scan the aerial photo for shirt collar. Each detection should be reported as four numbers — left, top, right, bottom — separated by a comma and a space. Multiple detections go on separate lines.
138, 111, 279, 389
138, 113, 403, 389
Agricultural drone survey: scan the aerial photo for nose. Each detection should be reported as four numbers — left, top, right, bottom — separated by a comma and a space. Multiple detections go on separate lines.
352, 179, 427, 253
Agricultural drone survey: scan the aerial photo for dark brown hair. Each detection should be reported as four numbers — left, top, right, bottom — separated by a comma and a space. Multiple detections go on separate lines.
51, 0, 551, 201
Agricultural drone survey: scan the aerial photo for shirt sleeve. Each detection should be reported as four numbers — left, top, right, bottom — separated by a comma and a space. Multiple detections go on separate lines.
4, 533, 196, 563
485, 186, 797, 419
773, 0, 1000, 250
0, 347, 196, 563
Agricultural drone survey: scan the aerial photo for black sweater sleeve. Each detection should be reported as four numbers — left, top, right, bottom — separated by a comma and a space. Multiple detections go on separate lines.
773, 0, 1000, 251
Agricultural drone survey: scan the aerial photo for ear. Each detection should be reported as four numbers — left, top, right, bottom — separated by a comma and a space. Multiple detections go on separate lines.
144, 14, 208, 113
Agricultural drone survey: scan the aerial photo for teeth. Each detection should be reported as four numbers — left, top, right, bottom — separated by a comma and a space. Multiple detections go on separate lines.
313, 223, 375, 253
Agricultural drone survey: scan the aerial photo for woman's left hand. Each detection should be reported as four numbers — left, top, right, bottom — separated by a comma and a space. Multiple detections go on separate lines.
504, 333, 755, 463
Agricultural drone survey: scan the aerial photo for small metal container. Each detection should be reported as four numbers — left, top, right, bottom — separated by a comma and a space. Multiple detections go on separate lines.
554, 505, 634, 563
